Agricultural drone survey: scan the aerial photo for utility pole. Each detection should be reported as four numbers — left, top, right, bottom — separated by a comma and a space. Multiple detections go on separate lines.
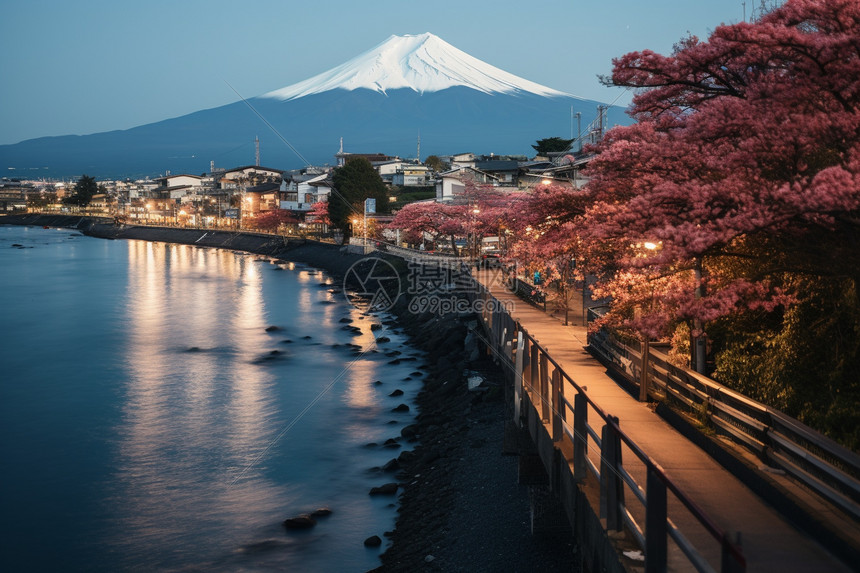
597, 105, 606, 140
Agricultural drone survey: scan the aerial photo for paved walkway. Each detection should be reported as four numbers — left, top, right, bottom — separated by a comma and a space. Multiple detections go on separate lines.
474, 269, 854, 573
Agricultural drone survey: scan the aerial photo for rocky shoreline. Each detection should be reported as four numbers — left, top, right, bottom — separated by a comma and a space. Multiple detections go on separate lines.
367, 297, 577, 572
2, 215, 579, 571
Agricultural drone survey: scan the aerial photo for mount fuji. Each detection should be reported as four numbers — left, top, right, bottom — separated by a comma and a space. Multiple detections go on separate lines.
1, 33, 630, 179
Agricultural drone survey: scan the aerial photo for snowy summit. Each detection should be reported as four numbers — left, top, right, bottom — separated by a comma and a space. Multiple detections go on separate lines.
262, 32, 572, 101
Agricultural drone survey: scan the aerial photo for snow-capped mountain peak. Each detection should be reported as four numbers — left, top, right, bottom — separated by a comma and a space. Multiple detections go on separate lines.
261, 33, 571, 100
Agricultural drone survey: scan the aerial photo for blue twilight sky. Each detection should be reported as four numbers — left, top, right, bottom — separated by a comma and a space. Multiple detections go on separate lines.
0, 0, 751, 146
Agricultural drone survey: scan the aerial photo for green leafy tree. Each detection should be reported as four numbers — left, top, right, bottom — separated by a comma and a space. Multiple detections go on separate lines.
532, 137, 574, 156
330, 157, 389, 242
424, 155, 446, 172
63, 174, 99, 207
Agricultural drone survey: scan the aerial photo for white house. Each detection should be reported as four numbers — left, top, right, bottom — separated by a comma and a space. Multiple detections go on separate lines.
449, 152, 477, 170
155, 174, 204, 189
435, 166, 498, 202
279, 173, 330, 211
153, 174, 206, 200
392, 164, 431, 187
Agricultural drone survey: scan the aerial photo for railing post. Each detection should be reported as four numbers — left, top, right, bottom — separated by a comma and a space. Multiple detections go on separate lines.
552, 368, 563, 442
639, 338, 650, 402
645, 464, 667, 573
540, 352, 550, 421
573, 392, 588, 481
600, 416, 624, 531
514, 331, 525, 425
499, 325, 506, 355
721, 532, 746, 573
530, 341, 539, 396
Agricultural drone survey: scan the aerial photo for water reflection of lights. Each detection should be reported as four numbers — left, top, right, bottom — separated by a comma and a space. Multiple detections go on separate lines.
115, 243, 282, 559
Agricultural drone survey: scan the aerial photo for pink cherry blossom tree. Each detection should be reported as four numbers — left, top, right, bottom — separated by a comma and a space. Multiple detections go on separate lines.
387, 201, 467, 252
307, 201, 331, 226
503, 0, 860, 375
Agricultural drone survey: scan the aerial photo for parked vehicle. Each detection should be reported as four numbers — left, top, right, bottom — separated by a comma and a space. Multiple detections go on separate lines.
476, 251, 502, 268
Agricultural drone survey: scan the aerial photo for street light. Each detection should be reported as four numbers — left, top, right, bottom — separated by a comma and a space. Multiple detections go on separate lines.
638, 240, 660, 401
471, 207, 481, 260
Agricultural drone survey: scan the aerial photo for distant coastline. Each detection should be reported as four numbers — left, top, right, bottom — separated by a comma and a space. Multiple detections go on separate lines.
0, 213, 361, 277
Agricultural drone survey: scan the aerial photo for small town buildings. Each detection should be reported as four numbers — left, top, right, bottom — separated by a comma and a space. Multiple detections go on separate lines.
219, 166, 283, 189
474, 158, 519, 186
245, 182, 281, 214
0, 181, 29, 211
335, 151, 397, 168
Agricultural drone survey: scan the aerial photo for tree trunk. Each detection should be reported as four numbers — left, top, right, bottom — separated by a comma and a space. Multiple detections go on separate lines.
692, 258, 707, 374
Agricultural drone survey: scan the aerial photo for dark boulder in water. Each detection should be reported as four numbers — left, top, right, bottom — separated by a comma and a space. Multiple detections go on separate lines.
282, 514, 316, 529
311, 507, 333, 518
364, 535, 382, 547
382, 458, 400, 472
369, 483, 399, 496
265, 325, 283, 332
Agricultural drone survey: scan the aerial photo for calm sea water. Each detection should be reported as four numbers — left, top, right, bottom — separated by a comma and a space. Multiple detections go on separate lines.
0, 225, 423, 572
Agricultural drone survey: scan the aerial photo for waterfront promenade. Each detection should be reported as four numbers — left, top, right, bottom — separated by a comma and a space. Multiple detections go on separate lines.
473, 268, 857, 572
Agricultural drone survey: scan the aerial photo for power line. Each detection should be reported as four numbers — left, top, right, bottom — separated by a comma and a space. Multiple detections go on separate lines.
222, 79, 312, 167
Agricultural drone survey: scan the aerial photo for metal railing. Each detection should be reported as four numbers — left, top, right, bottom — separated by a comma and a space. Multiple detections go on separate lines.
588, 330, 860, 524
462, 279, 746, 573
348, 237, 466, 264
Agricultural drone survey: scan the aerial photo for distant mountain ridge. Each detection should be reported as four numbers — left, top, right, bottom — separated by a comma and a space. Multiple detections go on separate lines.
0, 33, 630, 179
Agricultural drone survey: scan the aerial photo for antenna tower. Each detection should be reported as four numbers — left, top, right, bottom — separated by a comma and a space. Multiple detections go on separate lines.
255, 136, 260, 166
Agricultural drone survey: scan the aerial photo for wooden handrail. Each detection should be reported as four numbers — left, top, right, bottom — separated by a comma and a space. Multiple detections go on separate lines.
590, 328, 860, 522
456, 275, 745, 572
